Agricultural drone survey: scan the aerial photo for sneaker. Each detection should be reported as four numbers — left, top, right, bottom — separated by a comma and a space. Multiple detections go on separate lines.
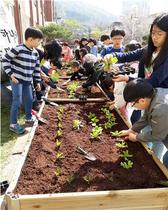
10, 124, 25, 134
25, 115, 36, 126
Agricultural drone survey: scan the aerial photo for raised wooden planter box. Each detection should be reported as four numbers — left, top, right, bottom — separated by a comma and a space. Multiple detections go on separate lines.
5, 98, 168, 210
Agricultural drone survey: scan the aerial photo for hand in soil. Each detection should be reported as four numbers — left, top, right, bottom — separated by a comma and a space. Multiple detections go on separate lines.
91, 86, 101, 94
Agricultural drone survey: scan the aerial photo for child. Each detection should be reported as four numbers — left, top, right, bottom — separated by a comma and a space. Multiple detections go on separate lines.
120, 79, 168, 168
2, 27, 43, 134
61, 42, 73, 63
62, 61, 86, 86
88, 38, 98, 57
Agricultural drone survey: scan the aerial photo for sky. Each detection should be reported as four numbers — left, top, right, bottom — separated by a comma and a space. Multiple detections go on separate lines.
77, 0, 168, 15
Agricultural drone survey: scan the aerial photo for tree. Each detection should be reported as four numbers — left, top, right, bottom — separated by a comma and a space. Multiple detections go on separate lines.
39, 23, 73, 41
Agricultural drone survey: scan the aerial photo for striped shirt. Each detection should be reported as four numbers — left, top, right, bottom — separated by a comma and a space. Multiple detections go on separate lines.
2, 44, 41, 83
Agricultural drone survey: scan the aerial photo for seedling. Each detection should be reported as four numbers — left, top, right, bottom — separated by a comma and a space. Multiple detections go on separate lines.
104, 120, 116, 129
87, 112, 99, 126
72, 119, 83, 130
115, 141, 128, 148
111, 131, 122, 137
55, 139, 62, 147
103, 55, 118, 71
57, 112, 62, 122
56, 130, 62, 137
56, 152, 64, 160
120, 150, 133, 161
58, 107, 64, 114
104, 172, 114, 183
66, 175, 75, 184
120, 160, 133, 169
91, 126, 103, 139
58, 122, 62, 129
50, 70, 60, 82
67, 81, 78, 98
54, 167, 62, 176
83, 175, 93, 185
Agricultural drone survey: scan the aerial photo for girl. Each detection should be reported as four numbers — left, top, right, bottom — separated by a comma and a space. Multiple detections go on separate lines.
110, 13, 168, 162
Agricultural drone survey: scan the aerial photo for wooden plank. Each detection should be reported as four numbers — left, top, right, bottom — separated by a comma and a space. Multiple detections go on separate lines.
6, 194, 20, 210
47, 98, 107, 103
6, 188, 168, 210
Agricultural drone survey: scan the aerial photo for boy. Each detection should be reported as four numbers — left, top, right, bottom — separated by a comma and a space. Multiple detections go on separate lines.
2, 27, 43, 134
100, 29, 125, 58
120, 79, 168, 168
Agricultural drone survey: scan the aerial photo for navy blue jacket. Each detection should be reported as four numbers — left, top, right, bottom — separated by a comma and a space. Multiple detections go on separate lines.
113, 48, 168, 88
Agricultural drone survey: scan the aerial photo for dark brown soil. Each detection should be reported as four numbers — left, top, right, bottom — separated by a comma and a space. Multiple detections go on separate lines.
49, 79, 104, 99
14, 102, 166, 195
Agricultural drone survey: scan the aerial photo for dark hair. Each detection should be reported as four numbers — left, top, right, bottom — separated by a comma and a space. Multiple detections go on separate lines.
44, 40, 62, 60
101, 73, 114, 90
100, 35, 110, 42
79, 38, 88, 48
79, 48, 88, 57
125, 43, 142, 52
144, 13, 168, 70
123, 78, 154, 102
72, 60, 80, 68
110, 29, 125, 38
25, 27, 43, 40
50, 58, 62, 69
36, 48, 44, 62
88, 38, 97, 45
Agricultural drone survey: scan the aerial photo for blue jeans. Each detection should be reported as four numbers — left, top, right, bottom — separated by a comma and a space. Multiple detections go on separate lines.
146, 141, 165, 160
163, 150, 168, 168
10, 81, 33, 124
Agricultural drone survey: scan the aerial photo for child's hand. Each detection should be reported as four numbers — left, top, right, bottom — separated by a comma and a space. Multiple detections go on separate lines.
76, 85, 83, 93
128, 133, 137, 142
112, 75, 129, 82
11, 74, 19, 84
119, 129, 133, 136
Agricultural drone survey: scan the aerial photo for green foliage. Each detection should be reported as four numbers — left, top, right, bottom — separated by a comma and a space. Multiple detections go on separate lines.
56, 152, 64, 160
66, 174, 75, 184
103, 55, 118, 71
72, 119, 83, 130
115, 141, 128, 148
67, 81, 78, 98
54, 167, 62, 176
101, 106, 116, 129
58, 122, 62, 129
111, 131, 122, 137
83, 175, 93, 185
39, 23, 72, 40
120, 160, 133, 169
50, 70, 60, 82
58, 107, 64, 114
55, 139, 62, 148
120, 150, 133, 161
87, 112, 99, 126
56, 130, 62, 138
90, 27, 102, 39
90, 126, 103, 139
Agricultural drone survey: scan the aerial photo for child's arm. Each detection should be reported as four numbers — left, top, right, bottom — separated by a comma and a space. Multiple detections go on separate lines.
34, 57, 42, 83
2, 46, 19, 77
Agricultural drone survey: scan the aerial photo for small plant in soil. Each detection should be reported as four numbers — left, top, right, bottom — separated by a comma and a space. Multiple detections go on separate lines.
90, 125, 103, 139
54, 167, 62, 176
83, 175, 93, 185
111, 130, 122, 137
104, 172, 114, 183
58, 107, 64, 114
115, 141, 128, 148
67, 81, 78, 98
87, 112, 99, 126
56, 130, 62, 138
50, 70, 60, 82
120, 160, 133, 169
58, 122, 62, 129
56, 152, 64, 160
72, 119, 83, 130
57, 112, 62, 122
120, 150, 133, 161
101, 106, 116, 129
66, 175, 75, 184
55, 139, 62, 148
